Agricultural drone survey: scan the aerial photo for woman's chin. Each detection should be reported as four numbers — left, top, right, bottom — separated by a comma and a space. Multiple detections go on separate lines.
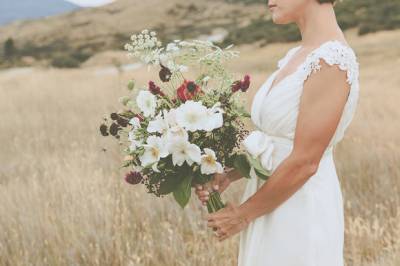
271, 15, 290, 25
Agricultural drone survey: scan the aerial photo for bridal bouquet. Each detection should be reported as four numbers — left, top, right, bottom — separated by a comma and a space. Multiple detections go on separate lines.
99, 29, 271, 213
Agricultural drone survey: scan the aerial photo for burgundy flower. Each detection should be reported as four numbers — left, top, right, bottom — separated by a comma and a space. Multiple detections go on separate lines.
159, 63, 172, 82
231, 80, 241, 93
177, 79, 202, 102
231, 74, 251, 93
124, 171, 143, 185
240, 75, 250, 92
99, 124, 109, 136
134, 113, 144, 122
148, 81, 165, 97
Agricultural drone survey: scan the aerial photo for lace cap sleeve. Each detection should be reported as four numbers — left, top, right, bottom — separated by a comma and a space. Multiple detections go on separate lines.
299, 40, 360, 87
297, 40, 360, 148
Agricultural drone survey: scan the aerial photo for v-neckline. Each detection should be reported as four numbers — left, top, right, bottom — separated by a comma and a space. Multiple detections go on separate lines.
265, 39, 348, 98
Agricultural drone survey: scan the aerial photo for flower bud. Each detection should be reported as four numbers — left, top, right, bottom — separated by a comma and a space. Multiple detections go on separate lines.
99, 124, 109, 136
127, 80, 135, 91
124, 171, 143, 185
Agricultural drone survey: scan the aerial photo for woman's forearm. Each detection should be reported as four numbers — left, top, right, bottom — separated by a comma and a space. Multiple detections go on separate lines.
237, 153, 318, 223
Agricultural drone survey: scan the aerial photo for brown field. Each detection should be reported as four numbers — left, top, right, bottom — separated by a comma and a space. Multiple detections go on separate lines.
0, 28, 399, 265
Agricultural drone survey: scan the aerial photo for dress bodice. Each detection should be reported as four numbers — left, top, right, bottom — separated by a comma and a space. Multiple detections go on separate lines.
242, 40, 360, 173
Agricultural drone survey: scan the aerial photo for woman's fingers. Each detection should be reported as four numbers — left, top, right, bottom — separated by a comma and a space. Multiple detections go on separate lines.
195, 189, 210, 197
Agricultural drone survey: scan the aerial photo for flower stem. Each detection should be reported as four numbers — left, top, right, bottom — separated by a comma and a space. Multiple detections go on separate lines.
206, 191, 226, 213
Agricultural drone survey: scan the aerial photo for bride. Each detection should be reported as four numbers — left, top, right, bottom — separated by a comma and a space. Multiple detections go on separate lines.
195, 0, 359, 265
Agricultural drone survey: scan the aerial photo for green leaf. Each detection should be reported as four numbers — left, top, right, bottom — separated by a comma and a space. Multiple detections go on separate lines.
254, 168, 269, 180
173, 175, 193, 209
246, 153, 272, 178
232, 153, 251, 179
158, 175, 184, 195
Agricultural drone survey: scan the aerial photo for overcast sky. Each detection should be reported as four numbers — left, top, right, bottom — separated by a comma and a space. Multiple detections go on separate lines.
64, 0, 114, 7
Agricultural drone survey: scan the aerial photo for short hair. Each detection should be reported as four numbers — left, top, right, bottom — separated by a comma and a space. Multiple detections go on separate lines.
318, 0, 336, 3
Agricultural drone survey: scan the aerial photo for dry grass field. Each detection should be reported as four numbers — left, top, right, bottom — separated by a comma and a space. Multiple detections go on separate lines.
0, 28, 399, 266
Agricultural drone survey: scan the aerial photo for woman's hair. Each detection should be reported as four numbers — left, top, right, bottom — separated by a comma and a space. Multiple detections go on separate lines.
318, 0, 336, 3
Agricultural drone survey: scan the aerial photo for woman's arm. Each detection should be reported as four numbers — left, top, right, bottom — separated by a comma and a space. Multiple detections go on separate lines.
238, 59, 351, 223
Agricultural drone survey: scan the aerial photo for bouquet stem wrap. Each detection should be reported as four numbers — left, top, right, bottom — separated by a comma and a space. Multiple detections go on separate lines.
206, 191, 226, 213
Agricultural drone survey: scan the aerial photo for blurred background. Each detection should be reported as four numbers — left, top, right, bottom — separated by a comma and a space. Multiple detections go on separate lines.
0, 0, 399, 265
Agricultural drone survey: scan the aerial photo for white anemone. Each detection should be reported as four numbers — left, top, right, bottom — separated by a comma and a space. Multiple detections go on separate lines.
163, 108, 178, 127
136, 90, 157, 117
200, 148, 224, 175
128, 130, 143, 151
147, 112, 169, 134
166, 126, 189, 142
129, 117, 141, 129
167, 137, 201, 166
139, 135, 169, 172
203, 102, 224, 131
175, 100, 208, 131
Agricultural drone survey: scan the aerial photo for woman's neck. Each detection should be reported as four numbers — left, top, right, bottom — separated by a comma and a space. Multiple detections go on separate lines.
295, 4, 344, 48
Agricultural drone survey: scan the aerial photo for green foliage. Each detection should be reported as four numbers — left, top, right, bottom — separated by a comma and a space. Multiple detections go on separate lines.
3, 38, 16, 60
51, 55, 80, 68
221, 18, 301, 47
173, 175, 193, 209
231, 152, 272, 181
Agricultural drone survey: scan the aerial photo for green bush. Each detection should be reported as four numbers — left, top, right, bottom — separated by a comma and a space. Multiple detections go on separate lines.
3, 38, 16, 60
51, 55, 80, 68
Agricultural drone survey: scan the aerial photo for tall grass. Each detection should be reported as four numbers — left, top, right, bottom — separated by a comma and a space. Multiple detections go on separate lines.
0, 29, 399, 265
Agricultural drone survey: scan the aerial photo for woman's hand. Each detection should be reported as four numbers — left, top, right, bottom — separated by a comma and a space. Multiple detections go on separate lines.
205, 201, 250, 242
194, 171, 232, 206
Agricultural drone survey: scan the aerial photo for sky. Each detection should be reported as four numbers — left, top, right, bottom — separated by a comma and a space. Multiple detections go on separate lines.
64, 0, 114, 7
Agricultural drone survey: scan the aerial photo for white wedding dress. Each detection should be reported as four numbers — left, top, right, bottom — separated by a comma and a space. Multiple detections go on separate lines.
238, 40, 360, 266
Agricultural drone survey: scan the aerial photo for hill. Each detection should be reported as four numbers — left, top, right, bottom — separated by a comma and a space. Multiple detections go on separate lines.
0, 0, 80, 26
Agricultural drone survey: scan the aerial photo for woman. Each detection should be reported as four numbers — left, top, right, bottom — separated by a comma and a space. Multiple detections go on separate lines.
195, 0, 360, 265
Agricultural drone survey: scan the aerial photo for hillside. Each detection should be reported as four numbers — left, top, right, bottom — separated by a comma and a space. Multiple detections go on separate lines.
0, 0, 265, 68
0, 0, 80, 26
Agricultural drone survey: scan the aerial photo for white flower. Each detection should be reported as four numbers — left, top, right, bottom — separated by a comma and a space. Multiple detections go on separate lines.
128, 130, 143, 151
139, 135, 169, 172
165, 126, 188, 142
203, 102, 224, 131
163, 108, 178, 127
147, 112, 169, 134
200, 148, 224, 175
166, 43, 179, 52
129, 117, 141, 129
178, 64, 189, 72
167, 137, 201, 166
175, 100, 208, 131
136, 90, 157, 117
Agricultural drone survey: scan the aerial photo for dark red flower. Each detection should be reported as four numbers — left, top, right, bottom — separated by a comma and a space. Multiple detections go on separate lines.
99, 124, 109, 136
124, 171, 143, 185
148, 81, 165, 97
159, 63, 172, 82
177, 79, 202, 102
231, 74, 251, 93
231, 80, 242, 93
240, 75, 250, 92
134, 113, 144, 122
